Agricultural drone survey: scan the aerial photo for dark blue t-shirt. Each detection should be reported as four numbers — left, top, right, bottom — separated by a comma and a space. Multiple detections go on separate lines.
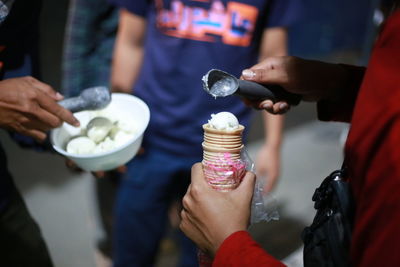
111, 0, 303, 157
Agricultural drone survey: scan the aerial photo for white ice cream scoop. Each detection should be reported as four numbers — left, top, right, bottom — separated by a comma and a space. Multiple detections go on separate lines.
66, 136, 96, 154
208, 111, 239, 131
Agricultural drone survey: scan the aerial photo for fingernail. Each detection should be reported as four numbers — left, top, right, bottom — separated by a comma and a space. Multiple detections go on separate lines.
56, 92, 64, 100
262, 102, 272, 109
73, 119, 80, 127
279, 103, 288, 110
242, 69, 255, 79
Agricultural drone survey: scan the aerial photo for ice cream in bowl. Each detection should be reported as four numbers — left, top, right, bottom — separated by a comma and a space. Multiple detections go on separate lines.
50, 93, 150, 171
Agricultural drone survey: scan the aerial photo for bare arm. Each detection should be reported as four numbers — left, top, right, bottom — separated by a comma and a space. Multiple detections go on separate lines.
256, 27, 287, 193
111, 9, 146, 93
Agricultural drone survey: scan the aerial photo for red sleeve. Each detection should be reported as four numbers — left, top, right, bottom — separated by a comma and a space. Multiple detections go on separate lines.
350, 106, 400, 266
213, 231, 285, 267
317, 64, 365, 123
344, 10, 400, 266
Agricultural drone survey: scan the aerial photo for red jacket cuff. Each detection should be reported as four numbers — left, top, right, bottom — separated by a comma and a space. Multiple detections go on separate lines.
213, 231, 285, 267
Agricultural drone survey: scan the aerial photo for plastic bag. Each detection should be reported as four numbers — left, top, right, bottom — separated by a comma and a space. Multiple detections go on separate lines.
202, 147, 279, 222
241, 148, 279, 224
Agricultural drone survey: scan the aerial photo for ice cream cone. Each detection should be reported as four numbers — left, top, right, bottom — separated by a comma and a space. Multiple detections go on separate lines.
202, 122, 246, 192
202, 124, 244, 135
199, 112, 248, 266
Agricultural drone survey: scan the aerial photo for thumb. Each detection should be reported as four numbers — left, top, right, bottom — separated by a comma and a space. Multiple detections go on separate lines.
235, 171, 256, 201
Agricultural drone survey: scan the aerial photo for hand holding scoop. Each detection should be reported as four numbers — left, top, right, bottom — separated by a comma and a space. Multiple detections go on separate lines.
58, 86, 111, 113
202, 69, 301, 105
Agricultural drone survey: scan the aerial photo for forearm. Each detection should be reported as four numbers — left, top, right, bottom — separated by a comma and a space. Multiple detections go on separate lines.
110, 9, 146, 93
259, 27, 286, 147
111, 39, 143, 93
258, 27, 288, 59
262, 112, 284, 148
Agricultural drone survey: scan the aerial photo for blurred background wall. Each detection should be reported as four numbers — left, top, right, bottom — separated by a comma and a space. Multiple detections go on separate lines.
290, 0, 378, 63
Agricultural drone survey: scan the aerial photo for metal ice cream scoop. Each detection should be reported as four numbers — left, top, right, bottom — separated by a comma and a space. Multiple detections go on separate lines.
86, 116, 115, 143
202, 69, 301, 105
58, 86, 111, 113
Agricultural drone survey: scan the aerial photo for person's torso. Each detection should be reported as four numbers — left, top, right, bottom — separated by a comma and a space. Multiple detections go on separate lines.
344, 10, 400, 265
135, 0, 280, 156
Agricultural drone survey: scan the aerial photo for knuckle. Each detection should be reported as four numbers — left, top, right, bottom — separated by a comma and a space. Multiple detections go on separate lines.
23, 76, 35, 83
50, 118, 62, 128
43, 83, 54, 93
49, 105, 64, 118
190, 185, 201, 198
19, 102, 34, 113
180, 210, 186, 220
18, 116, 30, 124
11, 122, 23, 132
26, 89, 38, 100
182, 196, 190, 209
179, 220, 186, 232
258, 69, 265, 81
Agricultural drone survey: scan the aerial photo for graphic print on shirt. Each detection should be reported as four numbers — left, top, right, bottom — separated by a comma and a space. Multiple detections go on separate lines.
155, 0, 259, 46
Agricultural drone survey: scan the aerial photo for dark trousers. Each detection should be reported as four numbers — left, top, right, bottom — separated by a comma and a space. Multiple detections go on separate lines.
0, 188, 53, 267
114, 148, 199, 267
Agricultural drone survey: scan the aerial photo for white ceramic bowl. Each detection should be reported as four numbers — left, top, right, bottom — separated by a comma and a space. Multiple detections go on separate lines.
51, 93, 150, 171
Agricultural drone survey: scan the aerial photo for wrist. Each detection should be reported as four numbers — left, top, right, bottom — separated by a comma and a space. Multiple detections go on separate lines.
262, 142, 281, 151
111, 85, 132, 94
212, 229, 247, 257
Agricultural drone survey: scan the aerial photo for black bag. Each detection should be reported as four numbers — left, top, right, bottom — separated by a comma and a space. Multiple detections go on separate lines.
302, 169, 354, 267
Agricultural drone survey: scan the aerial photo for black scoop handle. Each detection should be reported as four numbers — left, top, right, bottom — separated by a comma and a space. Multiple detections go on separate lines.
237, 80, 301, 105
